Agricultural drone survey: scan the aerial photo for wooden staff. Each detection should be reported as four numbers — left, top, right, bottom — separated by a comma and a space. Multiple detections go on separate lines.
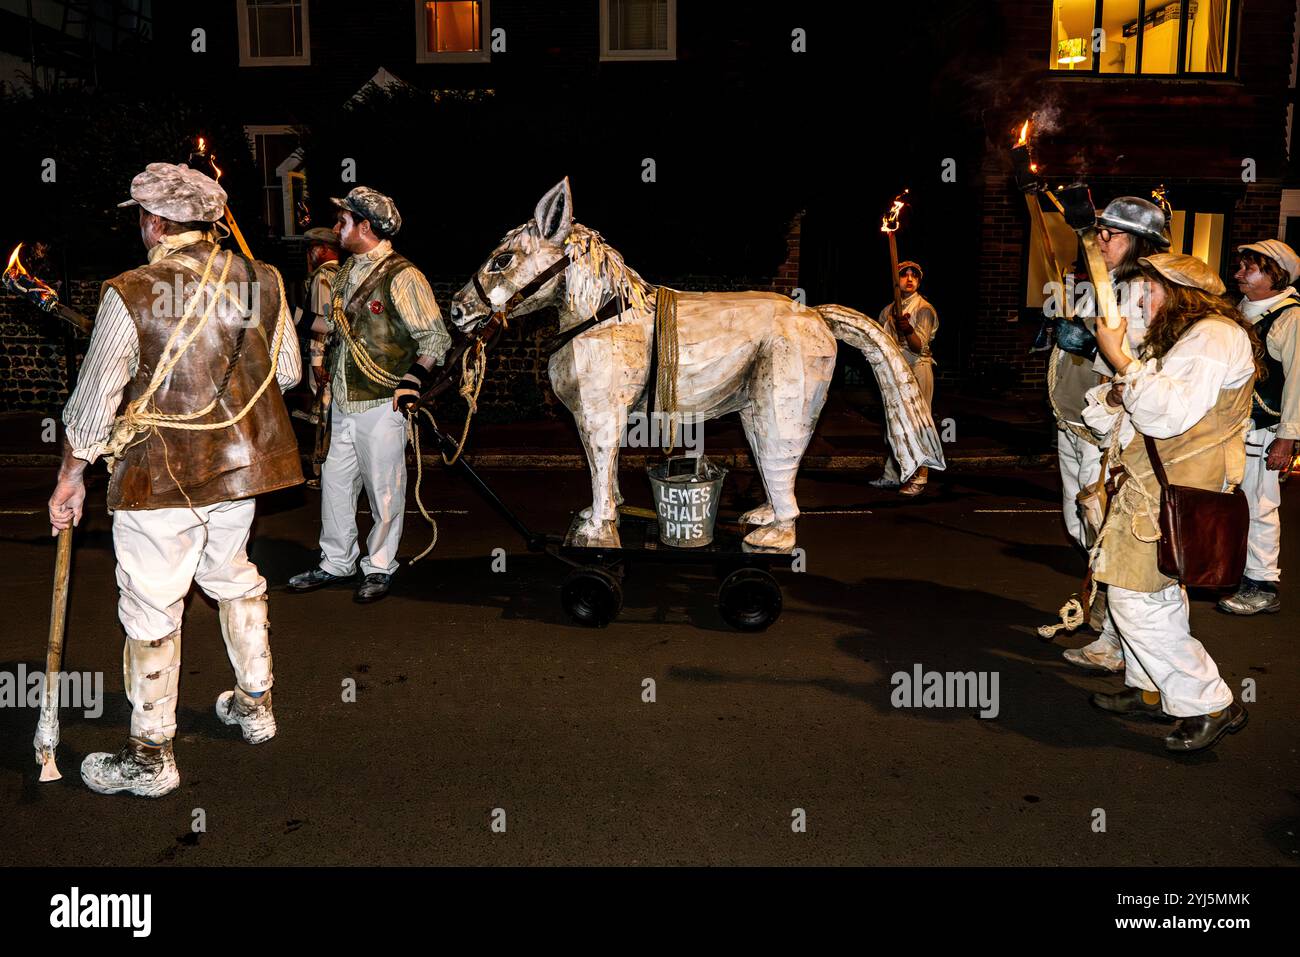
35, 527, 73, 782
887, 230, 904, 322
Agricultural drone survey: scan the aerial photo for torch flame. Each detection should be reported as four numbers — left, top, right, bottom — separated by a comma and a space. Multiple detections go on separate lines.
197, 136, 206, 153
6, 243, 25, 274
880, 189, 909, 234
1015, 119, 1030, 148
210, 153, 223, 181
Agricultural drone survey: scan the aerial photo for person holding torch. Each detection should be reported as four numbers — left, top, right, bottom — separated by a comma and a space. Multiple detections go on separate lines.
1081, 254, 1259, 753
50, 162, 303, 796
872, 260, 939, 495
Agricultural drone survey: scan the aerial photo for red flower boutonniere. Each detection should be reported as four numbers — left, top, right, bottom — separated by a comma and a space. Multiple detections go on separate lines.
368, 299, 384, 314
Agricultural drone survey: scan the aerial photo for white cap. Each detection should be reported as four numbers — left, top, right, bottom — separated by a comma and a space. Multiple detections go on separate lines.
1237, 239, 1300, 285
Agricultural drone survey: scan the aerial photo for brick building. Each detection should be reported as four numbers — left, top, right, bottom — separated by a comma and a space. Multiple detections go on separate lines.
954, 0, 1299, 393
1, 0, 1297, 415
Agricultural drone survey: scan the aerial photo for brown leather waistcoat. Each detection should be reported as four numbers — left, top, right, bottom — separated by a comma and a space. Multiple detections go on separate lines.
105, 241, 304, 510
338, 254, 419, 402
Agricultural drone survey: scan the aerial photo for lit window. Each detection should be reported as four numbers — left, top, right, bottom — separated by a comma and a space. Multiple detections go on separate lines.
1049, 0, 1235, 76
1167, 209, 1225, 274
238, 0, 310, 66
601, 0, 676, 61
415, 1, 489, 63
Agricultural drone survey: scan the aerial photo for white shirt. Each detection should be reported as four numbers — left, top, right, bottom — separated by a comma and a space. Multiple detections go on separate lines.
1240, 286, 1300, 440
63, 235, 302, 462
1082, 317, 1255, 450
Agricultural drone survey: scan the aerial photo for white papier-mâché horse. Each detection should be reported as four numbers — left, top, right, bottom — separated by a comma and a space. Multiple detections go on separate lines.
450, 178, 945, 551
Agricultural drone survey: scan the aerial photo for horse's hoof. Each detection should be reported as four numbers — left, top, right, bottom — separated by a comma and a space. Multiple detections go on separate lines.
579, 506, 621, 526
571, 519, 621, 549
742, 521, 795, 553
739, 503, 775, 526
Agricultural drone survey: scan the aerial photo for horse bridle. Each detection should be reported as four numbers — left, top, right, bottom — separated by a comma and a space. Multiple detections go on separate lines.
465, 252, 650, 357
468, 255, 570, 329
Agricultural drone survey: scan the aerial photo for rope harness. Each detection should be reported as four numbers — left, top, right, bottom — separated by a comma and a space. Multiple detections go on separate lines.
94, 245, 292, 514
653, 288, 680, 454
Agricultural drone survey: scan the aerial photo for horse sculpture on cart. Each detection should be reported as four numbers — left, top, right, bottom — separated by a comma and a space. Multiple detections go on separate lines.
448, 178, 945, 552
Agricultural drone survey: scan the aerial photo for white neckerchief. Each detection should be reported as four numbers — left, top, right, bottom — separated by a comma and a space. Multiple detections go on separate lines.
1239, 285, 1298, 321
146, 229, 216, 265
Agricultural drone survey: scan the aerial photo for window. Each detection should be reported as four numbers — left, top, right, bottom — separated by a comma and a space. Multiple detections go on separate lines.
238, 0, 310, 66
1167, 208, 1225, 274
415, 1, 490, 63
246, 126, 303, 237
601, 0, 676, 61
1048, 0, 1235, 76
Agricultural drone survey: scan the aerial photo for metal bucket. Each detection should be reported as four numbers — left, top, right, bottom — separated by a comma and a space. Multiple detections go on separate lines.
647, 454, 727, 548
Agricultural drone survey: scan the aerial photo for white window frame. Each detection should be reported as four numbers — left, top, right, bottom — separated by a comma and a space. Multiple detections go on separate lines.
245, 125, 303, 238
600, 0, 676, 62
237, 0, 311, 67
414, 0, 491, 64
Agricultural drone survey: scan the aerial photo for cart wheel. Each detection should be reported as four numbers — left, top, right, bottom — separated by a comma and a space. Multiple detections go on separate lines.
717, 567, 782, 632
561, 566, 624, 627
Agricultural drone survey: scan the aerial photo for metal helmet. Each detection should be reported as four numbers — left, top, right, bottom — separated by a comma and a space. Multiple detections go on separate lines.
1096, 196, 1171, 249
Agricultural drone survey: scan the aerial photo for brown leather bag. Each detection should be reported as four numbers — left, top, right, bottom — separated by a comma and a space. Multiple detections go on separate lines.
1143, 435, 1249, 589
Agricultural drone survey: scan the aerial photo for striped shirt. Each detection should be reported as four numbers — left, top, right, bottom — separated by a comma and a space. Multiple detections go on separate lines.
326, 239, 451, 415
62, 237, 302, 463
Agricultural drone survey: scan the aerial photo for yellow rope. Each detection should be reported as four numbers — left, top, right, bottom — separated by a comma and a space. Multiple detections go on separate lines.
655, 288, 680, 453
329, 259, 403, 391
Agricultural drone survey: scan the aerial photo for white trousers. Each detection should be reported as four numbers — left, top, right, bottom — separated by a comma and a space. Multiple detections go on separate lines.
319, 400, 408, 577
1108, 583, 1234, 717
1241, 426, 1282, 583
882, 361, 935, 483
113, 499, 269, 741
1057, 426, 1103, 549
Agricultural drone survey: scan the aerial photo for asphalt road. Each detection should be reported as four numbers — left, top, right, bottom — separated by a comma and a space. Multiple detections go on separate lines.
0, 463, 1296, 866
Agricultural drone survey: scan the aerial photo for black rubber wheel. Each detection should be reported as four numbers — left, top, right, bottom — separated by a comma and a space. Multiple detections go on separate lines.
561, 566, 624, 627
717, 567, 782, 632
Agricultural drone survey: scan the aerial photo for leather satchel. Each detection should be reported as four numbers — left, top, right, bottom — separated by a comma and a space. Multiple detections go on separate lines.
1143, 435, 1249, 589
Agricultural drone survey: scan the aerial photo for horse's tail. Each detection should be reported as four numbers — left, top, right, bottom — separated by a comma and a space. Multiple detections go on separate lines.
815, 304, 946, 480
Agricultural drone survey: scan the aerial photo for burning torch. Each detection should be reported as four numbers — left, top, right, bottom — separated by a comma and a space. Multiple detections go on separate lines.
1010, 116, 1132, 361
192, 136, 255, 259
2, 244, 92, 335
881, 189, 909, 323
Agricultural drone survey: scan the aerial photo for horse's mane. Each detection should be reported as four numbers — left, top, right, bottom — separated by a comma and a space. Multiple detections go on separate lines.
561, 223, 653, 320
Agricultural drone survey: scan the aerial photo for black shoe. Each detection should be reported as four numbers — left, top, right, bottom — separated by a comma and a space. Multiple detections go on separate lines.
1090, 687, 1175, 722
287, 567, 355, 593
354, 573, 392, 603
1165, 702, 1248, 753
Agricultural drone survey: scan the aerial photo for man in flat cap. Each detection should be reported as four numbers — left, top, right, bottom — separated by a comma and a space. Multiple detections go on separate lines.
872, 260, 938, 495
48, 162, 303, 796
1218, 239, 1300, 615
288, 186, 451, 603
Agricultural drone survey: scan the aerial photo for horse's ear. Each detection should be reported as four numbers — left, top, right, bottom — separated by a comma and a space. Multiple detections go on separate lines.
535, 177, 573, 243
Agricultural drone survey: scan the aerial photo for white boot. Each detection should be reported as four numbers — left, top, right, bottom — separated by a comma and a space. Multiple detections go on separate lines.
216, 687, 277, 744
81, 737, 180, 798
1062, 633, 1125, 673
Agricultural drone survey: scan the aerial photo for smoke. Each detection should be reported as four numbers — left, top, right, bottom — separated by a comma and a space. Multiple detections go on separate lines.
1030, 102, 1063, 136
